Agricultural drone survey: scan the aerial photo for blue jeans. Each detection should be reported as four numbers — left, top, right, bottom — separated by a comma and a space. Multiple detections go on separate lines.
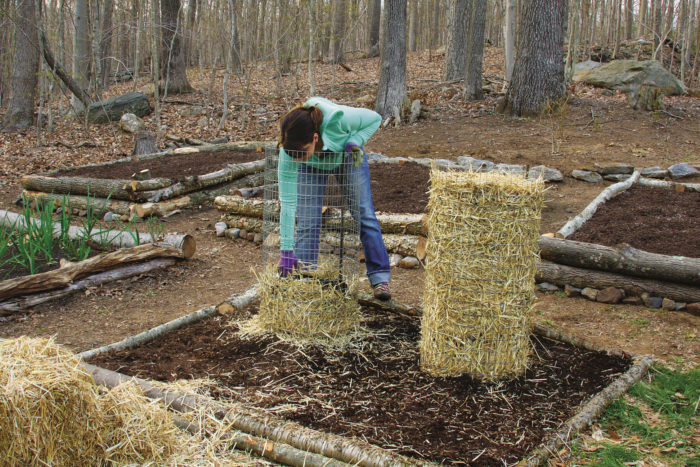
294, 154, 390, 286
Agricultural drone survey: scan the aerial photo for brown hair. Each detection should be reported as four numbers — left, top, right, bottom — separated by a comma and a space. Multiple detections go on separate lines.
278, 104, 323, 155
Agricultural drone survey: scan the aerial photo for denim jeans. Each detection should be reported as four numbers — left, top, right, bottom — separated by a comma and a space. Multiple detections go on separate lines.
294, 154, 390, 286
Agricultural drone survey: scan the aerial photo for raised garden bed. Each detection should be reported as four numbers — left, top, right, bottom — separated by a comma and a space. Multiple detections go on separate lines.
83, 289, 651, 466
20, 142, 269, 219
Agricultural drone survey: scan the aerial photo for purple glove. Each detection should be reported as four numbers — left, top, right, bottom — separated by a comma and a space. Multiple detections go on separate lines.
344, 142, 365, 167
279, 250, 299, 277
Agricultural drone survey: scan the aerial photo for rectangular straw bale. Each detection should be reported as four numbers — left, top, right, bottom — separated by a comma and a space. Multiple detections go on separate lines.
420, 169, 544, 381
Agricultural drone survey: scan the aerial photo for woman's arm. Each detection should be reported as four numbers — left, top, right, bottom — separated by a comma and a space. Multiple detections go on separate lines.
277, 150, 298, 251
305, 97, 382, 152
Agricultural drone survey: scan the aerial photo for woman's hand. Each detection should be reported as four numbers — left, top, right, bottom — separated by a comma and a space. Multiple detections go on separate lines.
278, 250, 299, 276
344, 142, 365, 167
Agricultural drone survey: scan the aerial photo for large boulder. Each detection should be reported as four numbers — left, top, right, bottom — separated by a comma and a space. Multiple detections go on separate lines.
572, 60, 686, 95
87, 91, 152, 124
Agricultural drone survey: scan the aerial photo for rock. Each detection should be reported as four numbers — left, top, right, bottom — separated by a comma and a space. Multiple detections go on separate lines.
253, 233, 263, 243
622, 296, 642, 305
356, 94, 374, 106
572, 60, 686, 96
103, 212, 118, 222
565, 284, 581, 297
628, 85, 665, 111
581, 287, 599, 301
604, 174, 632, 182
209, 137, 229, 144
389, 254, 403, 267
596, 287, 624, 304
196, 116, 208, 127
661, 298, 676, 311
537, 282, 560, 292
239, 229, 248, 239
668, 162, 699, 179
225, 228, 240, 239
674, 302, 686, 311
643, 295, 663, 308
399, 256, 420, 269
87, 91, 151, 124
184, 105, 205, 117
217, 303, 234, 315
640, 167, 668, 179
409, 99, 421, 124
367, 152, 389, 161
528, 165, 563, 182
119, 113, 145, 133
435, 159, 457, 169
457, 156, 494, 172
215, 221, 227, 237
593, 162, 634, 175
573, 60, 603, 73
571, 170, 603, 183
246, 232, 256, 241
686, 303, 700, 316
494, 163, 527, 176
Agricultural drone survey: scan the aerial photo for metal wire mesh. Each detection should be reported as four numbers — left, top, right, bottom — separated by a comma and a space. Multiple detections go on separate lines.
258, 147, 362, 340
419, 168, 544, 381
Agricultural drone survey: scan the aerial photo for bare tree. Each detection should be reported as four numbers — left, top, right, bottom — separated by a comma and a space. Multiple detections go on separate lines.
464, 0, 486, 100
408, 0, 418, 52
504, 0, 516, 84
2, 0, 40, 130
160, 0, 194, 94
375, 0, 407, 118
329, 0, 347, 63
101, 0, 115, 89
499, 0, 567, 116
443, 0, 468, 81
72, 0, 91, 112
367, 0, 381, 57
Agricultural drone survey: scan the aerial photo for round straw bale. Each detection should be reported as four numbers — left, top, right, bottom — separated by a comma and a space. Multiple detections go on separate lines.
420, 169, 544, 381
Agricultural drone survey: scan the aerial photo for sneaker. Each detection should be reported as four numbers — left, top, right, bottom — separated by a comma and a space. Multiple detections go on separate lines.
373, 282, 391, 301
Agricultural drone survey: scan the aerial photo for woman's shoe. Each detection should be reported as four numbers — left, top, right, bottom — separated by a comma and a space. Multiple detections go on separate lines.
373, 282, 391, 301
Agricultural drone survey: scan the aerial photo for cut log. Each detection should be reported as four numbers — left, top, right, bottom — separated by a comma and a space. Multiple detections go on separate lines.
214, 194, 272, 217
638, 176, 700, 192
123, 177, 174, 193
538, 236, 700, 286
0, 243, 187, 301
557, 171, 640, 238
0, 209, 195, 258
135, 197, 192, 218
21, 175, 136, 200
0, 258, 176, 314
221, 214, 264, 232
141, 159, 266, 202
132, 130, 157, 155
537, 260, 700, 303
21, 190, 133, 216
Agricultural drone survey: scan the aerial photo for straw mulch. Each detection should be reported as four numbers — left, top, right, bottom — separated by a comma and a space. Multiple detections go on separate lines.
420, 169, 544, 381
0, 336, 263, 466
249, 262, 362, 345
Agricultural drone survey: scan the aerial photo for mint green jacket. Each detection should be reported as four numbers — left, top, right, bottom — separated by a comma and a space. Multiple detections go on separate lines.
278, 97, 382, 251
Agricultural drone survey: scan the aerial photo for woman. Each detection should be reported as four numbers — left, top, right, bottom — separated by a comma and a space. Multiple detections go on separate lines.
277, 97, 391, 301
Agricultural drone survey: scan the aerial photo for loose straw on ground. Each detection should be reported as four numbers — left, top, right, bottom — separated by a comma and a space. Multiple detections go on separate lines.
420, 168, 544, 381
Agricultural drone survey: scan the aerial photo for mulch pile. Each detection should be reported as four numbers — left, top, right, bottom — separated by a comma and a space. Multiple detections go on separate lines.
89, 305, 630, 465
570, 185, 699, 257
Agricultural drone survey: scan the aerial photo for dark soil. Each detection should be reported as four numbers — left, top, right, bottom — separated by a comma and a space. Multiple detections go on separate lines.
569, 185, 700, 258
0, 243, 101, 281
52, 149, 263, 181
89, 304, 631, 465
369, 162, 430, 213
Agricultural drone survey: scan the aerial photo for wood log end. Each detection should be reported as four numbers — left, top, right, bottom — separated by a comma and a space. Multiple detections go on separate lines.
542, 232, 556, 238
416, 236, 428, 261
217, 303, 235, 315
181, 235, 196, 259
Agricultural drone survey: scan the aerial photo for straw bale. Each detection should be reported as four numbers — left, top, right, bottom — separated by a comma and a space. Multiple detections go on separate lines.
420, 169, 544, 381
253, 262, 362, 343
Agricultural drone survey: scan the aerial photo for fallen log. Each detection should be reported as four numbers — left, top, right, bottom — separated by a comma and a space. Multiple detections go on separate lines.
221, 213, 264, 232
123, 177, 175, 193
0, 243, 188, 301
142, 159, 266, 202
0, 258, 176, 314
21, 190, 133, 216
538, 236, 700, 286
557, 171, 640, 238
537, 260, 700, 303
21, 175, 137, 200
0, 209, 195, 258
638, 176, 700, 192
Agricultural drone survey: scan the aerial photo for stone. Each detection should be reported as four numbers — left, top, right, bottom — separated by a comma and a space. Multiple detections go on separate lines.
593, 162, 634, 175
528, 165, 563, 182
661, 298, 676, 311
435, 159, 457, 169
581, 287, 599, 301
103, 212, 118, 222
596, 287, 624, 304
184, 105, 205, 117
215, 221, 227, 237
643, 295, 663, 308
571, 170, 603, 183
565, 284, 582, 297
668, 162, 699, 180
573, 60, 603, 73
196, 116, 208, 127
622, 296, 642, 305
239, 229, 248, 239
225, 228, 240, 239
640, 167, 668, 179
246, 232, 256, 241
87, 91, 151, 124
409, 99, 421, 124
572, 60, 686, 95
389, 254, 403, 267
674, 302, 686, 311
495, 163, 527, 176
119, 113, 145, 133
253, 233, 263, 243
457, 156, 494, 172
604, 174, 632, 182
399, 256, 420, 269
367, 152, 389, 161
686, 303, 700, 316
537, 282, 560, 292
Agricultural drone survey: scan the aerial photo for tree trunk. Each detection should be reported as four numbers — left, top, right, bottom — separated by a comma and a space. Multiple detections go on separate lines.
2, 0, 40, 131
504, 0, 516, 83
367, 0, 382, 57
329, 0, 347, 63
40, 30, 93, 108
443, 0, 468, 81
499, 0, 567, 116
408, 0, 418, 52
100, 0, 114, 89
626, 0, 634, 39
375, 0, 407, 118
653, 0, 663, 57
464, 0, 487, 100
185, 0, 198, 65
72, 0, 91, 112
160, 0, 194, 94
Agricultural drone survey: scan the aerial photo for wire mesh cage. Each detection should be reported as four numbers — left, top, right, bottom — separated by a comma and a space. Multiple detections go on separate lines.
257, 147, 363, 340
419, 168, 544, 381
